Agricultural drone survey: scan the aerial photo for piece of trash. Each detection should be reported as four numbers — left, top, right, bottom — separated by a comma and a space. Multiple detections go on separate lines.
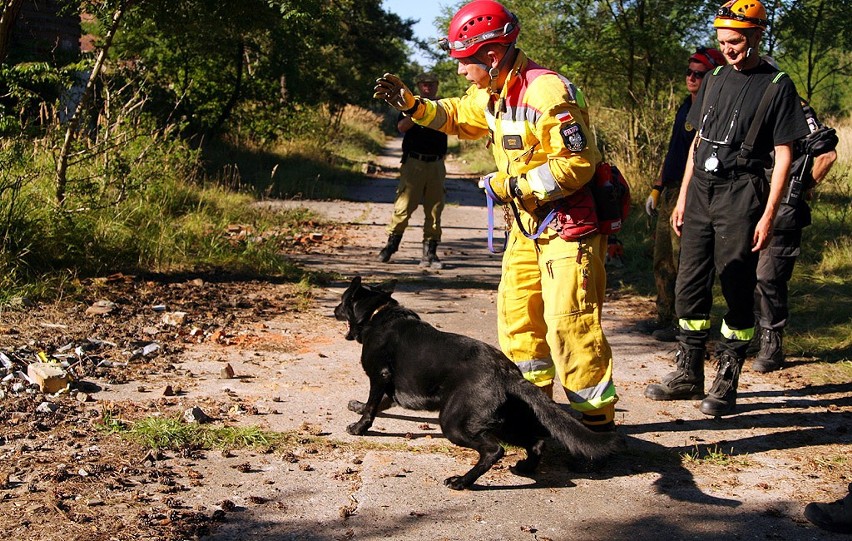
36, 401, 58, 414
162, 312, 187, 326
152, 304, 167, 312
87, 338, 117, 348
96, 360, 128, 368
0, 353, 12, 370
130, 343, 161, 359
85, 300, 117, 316
183, 406, 213, 424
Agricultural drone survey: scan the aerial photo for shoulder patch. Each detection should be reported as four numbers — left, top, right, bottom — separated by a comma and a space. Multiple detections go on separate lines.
556, 111, 574, 124
560, 122, 587, 152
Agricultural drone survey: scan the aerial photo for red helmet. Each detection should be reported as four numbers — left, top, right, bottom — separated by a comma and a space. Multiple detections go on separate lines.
439, 0, 519, 59
689, 47, 725, 70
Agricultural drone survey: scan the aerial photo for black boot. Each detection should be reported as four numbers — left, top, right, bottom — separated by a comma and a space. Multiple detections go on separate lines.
804, 483, 852, 533
753, 328, 784, 373
378, 234, 402, 263
700, 351, 744, 416
419, 240, 443, 269
644, 343, 706, 400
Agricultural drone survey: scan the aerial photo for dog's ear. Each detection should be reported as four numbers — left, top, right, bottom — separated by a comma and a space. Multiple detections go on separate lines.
375, 279, 397, 294
350, 276, 362, 288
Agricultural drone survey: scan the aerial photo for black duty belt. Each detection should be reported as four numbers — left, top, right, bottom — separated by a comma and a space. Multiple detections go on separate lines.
406, 151, 444, 162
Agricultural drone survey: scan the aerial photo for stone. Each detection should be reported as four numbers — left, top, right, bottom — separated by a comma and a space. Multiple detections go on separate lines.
27, 363, 71, 394
220, 363, 235, 379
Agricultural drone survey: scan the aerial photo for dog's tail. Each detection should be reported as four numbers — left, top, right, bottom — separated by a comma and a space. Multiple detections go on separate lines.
510, 379, 622, 460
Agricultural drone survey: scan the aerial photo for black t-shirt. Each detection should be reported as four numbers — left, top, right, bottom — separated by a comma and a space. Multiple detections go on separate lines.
687, 61, 809, 176
660, 95, 694, 189
399, 111, 448, 156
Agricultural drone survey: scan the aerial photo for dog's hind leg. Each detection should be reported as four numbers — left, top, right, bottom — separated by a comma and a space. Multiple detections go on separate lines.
511, 438, 545, 475
442, 430, 505, 490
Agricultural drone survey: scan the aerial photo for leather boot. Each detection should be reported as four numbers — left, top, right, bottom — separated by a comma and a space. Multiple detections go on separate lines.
644, 343, 706, 400
700, 350, 745, 416
804, 483, 852, 533
378, 234, 402, 263
753, 328, 784, 373
419, 240, 443, 269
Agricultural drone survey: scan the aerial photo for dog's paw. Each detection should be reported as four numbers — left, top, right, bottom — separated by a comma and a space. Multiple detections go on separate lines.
443, 475, 469, 490
346, 421, 369, 435
347, 400, 367, 414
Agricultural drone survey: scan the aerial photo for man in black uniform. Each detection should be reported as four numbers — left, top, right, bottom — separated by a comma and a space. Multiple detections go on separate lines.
644, 0, 809, 416
377, 72, 449, 269
752, 94, 838, 372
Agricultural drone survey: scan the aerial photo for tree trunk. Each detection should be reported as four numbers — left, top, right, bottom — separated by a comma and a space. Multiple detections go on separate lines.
209, 39, 245, 137
55, 1, 127, 205
0, 0, 25, 63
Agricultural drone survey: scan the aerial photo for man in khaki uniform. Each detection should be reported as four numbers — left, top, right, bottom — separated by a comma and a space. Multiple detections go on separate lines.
377, 73, 448, 269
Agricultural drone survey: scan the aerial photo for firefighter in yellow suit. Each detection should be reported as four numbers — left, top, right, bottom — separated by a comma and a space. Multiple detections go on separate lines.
373, 0, 617, 431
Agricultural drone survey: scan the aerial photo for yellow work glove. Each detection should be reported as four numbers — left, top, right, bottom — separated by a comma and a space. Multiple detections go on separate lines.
645, 186, 662, 216
373, 73, 418, 113
480, 172, 527, 204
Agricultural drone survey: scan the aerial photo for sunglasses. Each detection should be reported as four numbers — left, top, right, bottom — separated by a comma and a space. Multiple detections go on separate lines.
685, 69, 708, 79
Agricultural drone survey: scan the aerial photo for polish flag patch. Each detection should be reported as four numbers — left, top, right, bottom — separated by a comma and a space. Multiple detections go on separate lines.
556, 111, 574, 124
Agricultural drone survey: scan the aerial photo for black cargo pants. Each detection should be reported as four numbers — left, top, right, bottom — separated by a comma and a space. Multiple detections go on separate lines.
754, 227, 802, 331
675, 170, 766, 355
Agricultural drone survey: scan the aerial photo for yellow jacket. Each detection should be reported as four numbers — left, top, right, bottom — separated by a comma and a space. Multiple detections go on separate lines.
413, 50, 601, 215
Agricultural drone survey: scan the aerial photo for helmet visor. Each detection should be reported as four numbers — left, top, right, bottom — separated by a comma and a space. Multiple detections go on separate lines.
438, 22, 516, 55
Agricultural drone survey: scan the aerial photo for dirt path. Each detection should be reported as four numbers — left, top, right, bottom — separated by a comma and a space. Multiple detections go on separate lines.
2, 136, 849, 540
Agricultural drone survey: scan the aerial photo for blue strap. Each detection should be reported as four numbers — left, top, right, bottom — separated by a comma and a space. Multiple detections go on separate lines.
483, 181, 507, 254
509, 200, 557, 240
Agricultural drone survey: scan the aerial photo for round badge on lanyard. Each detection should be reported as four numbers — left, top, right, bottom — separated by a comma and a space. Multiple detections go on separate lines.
704, 150, 720, 173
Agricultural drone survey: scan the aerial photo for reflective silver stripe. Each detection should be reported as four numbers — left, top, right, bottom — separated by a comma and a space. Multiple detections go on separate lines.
504, 104, 542, 125
527, 162, 562, 199
425, 106, 449, 131
564, 378, 615, 407
515, 358, 554, 375
497, 118, 526, 134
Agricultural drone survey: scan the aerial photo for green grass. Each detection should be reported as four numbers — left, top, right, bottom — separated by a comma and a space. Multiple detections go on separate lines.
98, 412, 461, 457
0, 105, 378, 302
681, 444, 751, 468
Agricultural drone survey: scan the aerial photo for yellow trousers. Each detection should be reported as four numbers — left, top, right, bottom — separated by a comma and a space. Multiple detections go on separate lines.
386, 157, 446, 242
498, 227, 617, 424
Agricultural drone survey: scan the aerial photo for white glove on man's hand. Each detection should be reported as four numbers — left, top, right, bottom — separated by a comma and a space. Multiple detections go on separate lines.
645, 186, 661, 216
373, 73, 417, 112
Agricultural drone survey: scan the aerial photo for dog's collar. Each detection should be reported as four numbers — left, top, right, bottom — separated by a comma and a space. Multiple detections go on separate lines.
366, 302, 394, 323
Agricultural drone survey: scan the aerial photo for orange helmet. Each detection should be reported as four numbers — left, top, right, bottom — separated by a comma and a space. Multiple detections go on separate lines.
714, 0, 769, 29
439, 0, 519, 59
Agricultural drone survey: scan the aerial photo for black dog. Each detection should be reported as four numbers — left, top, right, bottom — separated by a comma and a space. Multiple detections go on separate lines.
334, 276, 622, 490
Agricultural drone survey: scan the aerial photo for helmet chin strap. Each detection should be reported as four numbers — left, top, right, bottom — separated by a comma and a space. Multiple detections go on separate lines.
487, 43, 516, 96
